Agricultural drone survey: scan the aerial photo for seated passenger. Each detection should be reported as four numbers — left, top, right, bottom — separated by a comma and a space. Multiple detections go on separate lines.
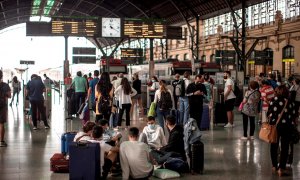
73, 121, 95, 142
99, 119, 122, 145
139, 116, 167, 149
159, 115, 185, 159
89, 125, 119, 179
120, 127, 153, 179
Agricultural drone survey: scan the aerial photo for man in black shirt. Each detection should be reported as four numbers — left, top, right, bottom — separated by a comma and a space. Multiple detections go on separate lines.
171, 74, 180, 109
186, 74, 207, 129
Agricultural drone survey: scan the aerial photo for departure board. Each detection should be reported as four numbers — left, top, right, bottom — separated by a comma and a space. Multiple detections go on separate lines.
121, 48, 144, 64
124, 18, 166, 38
51, 17, 99, 37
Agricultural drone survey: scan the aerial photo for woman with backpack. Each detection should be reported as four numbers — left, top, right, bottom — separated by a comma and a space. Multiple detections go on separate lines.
153, 80, 175, 130
239, 81, 261, 140
10, 76, 21, 106
95, 72, 113, 123
149, 76, 159, 102
115, 77, 137, 128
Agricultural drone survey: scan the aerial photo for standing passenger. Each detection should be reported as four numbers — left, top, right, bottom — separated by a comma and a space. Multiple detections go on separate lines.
115, 77, 137, 128
64, 72, 72, 85
0, 70, 11, 147
179, 71, 191, 125
10, 76, 21, 106
71, 71, 88, 113
87, 70, 100, 112
171, 74, 180, 109
26, 74, 50, 130
223, 71, 236, 128
149, 76, 159, 102
131, 73, 143, 118
260, 80, 275, 123
112, 73, 123, 89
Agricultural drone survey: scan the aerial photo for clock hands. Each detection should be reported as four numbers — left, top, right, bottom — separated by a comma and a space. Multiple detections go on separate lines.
110, 25, 120, 32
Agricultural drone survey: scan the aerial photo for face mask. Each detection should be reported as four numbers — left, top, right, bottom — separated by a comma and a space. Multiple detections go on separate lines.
152, 80, 155, 82
224, 76, 228, 79
148, 124, 155, 130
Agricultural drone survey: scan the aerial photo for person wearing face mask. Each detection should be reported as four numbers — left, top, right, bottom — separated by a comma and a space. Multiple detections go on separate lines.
186, 74, 207, 129
139, 116, 167, 149
149, 76, 159, 102
99, 119, 122, 145
223, 71, 236, 128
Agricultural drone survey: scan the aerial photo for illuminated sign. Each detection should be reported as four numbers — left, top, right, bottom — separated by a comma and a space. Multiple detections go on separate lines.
124, 18, 166, 38
73, 47, 96, 55
73, 56, 96, 64
121, 48, 144, 64
51, 17, 99, 37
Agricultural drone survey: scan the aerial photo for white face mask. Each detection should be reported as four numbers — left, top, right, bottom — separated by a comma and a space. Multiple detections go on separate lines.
148, 124, 155, 130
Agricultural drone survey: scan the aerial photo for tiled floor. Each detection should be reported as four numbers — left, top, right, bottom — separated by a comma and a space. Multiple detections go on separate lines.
0, 93, 299, 180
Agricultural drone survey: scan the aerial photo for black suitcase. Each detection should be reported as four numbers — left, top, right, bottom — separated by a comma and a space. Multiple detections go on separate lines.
69, 141, 100, 180
189, 141, 204, 174
214, 102, 228, 125
68, 94, 77, 116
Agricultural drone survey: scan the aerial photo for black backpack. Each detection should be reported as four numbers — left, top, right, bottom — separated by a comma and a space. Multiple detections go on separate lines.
0, 83, 7, 110
98, 95, 111, 114
175, 79, 186, 97
158, 91, 172, 111
233, 83, 241, 97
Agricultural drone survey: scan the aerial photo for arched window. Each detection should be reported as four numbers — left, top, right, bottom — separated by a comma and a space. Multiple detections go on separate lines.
282, 45, 295, 78
169, 55, 173, 59
264, 48, 273, 66
201, 55, 206, 62
210, 54, 215, 62
176, 54, 180, 60
184, 53, 189, 60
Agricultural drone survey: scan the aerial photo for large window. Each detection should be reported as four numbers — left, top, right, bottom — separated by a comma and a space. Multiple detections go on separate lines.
210, 54, 215, 62
201, 55, 206, 62
282, 45, 295, 78
184, 53, 189, 60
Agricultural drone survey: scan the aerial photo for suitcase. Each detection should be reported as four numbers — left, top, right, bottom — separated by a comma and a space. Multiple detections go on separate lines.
61, 132, 77, 155
69, 141, 101, 180
171, 109, 180, 125
50, 153, 69, 173
189, 141, 204, 174
68, 94, 77, 116
214, 103, 228, 125
200, 104, 210, 130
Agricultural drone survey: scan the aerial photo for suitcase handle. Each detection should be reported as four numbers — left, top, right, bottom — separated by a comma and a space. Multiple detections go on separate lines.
76, 141, 90, 147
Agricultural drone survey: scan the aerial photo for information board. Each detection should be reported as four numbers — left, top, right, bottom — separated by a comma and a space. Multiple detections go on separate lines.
121, 48, 143, 64
124, 18, 166, 38
73, 56, 96, 64
52, 17, 99, 37
73, 47, 96, 55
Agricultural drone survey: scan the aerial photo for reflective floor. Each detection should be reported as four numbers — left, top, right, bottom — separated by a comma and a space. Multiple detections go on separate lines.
0, 92, 299, 180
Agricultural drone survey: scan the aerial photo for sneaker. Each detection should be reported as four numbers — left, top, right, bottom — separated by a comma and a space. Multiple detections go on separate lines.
0, 141, 7, 147
241, 136, 248, 140
45, 126, 50, 129
224, 123, 233, 128
33, 127, 38, 130
249, 136, 255, 140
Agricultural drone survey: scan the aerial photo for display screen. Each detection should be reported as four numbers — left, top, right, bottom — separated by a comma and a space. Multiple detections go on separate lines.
124, 18, 166, 38
73, 56, 96, 64
52, 17, 99, 37
73, 47, 96, 55
121, 48, 144, 64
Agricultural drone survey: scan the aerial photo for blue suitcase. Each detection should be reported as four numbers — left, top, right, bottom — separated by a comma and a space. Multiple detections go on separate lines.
61, 132, 77, 155
171, 109, 180, 125
69, 141, 100, 180
200, 105, 210, 130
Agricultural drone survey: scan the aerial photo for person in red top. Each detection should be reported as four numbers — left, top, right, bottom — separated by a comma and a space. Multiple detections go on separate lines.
64, 73, 72, 85
260, 80, 275, 123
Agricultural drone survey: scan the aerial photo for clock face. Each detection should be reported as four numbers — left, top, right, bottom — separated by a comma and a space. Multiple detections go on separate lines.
102, 18, 121, 38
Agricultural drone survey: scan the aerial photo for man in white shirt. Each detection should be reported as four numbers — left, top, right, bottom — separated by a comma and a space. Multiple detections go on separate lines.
120, 127, 153, 179
112, 73, 123, 89
139, 116, 167, 149
179, 71, 191, 125
223, 71, 236, 128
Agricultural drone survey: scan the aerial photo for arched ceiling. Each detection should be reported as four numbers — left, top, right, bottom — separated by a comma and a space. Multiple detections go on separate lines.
0, 0, 268, 47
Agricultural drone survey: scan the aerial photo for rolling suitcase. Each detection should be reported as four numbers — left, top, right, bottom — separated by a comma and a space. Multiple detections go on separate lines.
214, 102, 227, 125
69, 141, 100, 180
171, 109, 180, 125
200, 104, 210, 130
61, 132, 77, 155
50, 153, 69, 173
189, 141, 204, 174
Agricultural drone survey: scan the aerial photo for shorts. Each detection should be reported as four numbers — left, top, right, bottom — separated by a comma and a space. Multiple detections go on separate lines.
132, 94, 141, 100
225, 98, 235, 112
0, 108, 8, 123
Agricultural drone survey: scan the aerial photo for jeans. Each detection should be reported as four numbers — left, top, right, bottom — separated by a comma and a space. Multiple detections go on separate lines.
30, 100, 49, 127
75, 92, 86, 113
270, 125, 292, 169
242, 113, 255, 137
11, 90, 20, 104
118, 103, 131, 126
156, 109, 170, 130
179, 97, 189, 125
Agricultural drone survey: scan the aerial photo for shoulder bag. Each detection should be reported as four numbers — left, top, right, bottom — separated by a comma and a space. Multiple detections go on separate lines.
259, 99, 287, 143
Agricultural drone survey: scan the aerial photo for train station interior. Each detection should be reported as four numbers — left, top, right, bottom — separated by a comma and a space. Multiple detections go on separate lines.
0, 0, 300, 179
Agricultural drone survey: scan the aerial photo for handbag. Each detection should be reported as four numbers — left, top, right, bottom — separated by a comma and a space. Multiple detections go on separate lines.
259, 99, 287, 143
148, 102, 156, 117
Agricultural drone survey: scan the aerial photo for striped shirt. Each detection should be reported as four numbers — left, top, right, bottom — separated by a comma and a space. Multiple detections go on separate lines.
260, 85, 275, 110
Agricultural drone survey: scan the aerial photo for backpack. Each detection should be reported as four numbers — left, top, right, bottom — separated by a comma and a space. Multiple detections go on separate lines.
175, 79, 186, 97
203, 83, 211, 103
233, 83, 241, 97
163, 157, 189, 173
98, 95, 111, 114
158, 91, 172, 111
0, 83, 7, 110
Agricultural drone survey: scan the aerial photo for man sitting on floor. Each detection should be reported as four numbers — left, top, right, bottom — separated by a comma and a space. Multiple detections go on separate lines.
99, 119, 122, 145
89, 125, 119, 179
139, 116, 167, 149
73, 121, 95, 142
120, 127, 154, 179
